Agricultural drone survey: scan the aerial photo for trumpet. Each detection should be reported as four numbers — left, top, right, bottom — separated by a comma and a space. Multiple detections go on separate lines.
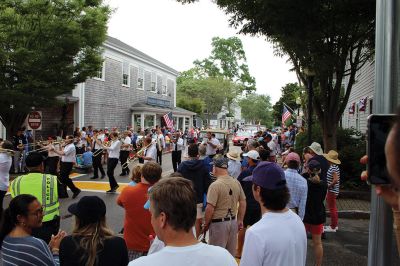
27, 141, 65, 154
121, 140, 155, 169
0, 148, 15, 155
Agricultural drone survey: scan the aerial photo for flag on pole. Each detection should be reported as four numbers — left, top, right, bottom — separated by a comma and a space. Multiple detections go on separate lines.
349, 102, 355, 114
282, 106, 291, 124
358, 97, 368, 112
163, 112, 174, 128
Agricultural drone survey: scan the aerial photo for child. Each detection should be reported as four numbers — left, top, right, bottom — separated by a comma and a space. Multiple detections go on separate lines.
129, 165, 142, 186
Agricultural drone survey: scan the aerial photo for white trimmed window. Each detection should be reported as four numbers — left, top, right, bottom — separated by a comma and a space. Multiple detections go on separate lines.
122, 61, 130, 87
94, 62, 105, 80
137, 67, 144, 89
162, 77, 167, 95
151, 72, 156, 92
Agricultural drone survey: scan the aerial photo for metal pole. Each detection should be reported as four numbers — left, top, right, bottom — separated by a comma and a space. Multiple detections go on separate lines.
368, 0, 400, 265
307, 76, 314, 145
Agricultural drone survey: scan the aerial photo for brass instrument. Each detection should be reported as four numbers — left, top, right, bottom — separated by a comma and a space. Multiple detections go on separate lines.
121, 140, 155, 169
0, 148, 15, 155
92, 139, 111, 157
27, 141, 65, 154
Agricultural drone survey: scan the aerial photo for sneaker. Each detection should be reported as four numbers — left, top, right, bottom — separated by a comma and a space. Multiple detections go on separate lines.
323, 226, 337, 233
72, 189, 81, 199
101, 175, 106, 179
90, 176, 98, 180
119, 173, 127, 177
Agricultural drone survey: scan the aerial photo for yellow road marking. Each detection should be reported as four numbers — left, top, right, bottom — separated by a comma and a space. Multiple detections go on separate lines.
74, 181, 128, 193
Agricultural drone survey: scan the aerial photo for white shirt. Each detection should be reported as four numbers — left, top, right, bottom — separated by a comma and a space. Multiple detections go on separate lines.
106, 140, 121, 159
121, 136, 132, 151
155, 133, 166, 150
81, 131, 88, 146
144, 143, 157, 163
202, 138, 220, 155
62, 143, 76, 163
129, 242, 237, 266
172, 138, 184, 151
0, 153, 12, 191
240, 210, 307, 266
228, 159, 242, 179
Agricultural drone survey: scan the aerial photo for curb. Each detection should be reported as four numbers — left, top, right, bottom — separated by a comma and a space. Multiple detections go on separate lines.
327, 210, 370, 220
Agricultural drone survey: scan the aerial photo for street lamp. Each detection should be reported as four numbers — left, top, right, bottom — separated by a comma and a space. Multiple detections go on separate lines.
303, 68, 315, 146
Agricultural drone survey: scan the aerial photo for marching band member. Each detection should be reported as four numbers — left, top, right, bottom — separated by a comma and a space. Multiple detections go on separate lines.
139, 137, 157, 164
51, 135, 81, 199
99, 132, 121, 193
90, 129, 106, 180
0, 141, 13, 219
44, 137, 60, 176
119, 131, 132, 176
155, 126, 165, 166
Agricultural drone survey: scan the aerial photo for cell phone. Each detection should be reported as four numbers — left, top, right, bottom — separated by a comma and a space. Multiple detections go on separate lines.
367, 114, 397, 184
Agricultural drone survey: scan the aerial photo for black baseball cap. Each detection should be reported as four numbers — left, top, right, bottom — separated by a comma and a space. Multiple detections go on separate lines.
25, 152, 44, 167
68, 196, 106, 224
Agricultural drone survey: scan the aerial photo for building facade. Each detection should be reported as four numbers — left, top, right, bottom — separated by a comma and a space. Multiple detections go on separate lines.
72, 36, 194, 132
341, 61, 375, 133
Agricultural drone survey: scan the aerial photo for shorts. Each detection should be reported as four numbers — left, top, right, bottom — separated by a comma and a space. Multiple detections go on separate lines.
244, 208, 261, 227
196, 203, 204, 219
304, 223, 323, 235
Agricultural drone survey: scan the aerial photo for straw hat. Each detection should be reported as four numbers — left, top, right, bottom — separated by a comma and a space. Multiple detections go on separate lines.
227, 151, 241, 161
323, 150, 341, 165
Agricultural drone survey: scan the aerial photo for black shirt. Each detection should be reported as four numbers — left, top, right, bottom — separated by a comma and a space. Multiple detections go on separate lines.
302, 172, 327, 225
60, 235, 129, 266
238, 165, 259, 210
311, 155, 329, 184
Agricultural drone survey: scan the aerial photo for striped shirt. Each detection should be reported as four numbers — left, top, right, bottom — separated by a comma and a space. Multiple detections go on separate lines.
327, 165, 340, 195
2, 235, 59, 266
285, 169, 308, 220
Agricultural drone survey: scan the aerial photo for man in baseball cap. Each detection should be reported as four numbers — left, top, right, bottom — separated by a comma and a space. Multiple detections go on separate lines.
203, 155, 246, 256
240, 162, 307, 266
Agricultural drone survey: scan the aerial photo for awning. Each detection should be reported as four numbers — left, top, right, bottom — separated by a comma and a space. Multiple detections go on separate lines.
56, 94, 79, 103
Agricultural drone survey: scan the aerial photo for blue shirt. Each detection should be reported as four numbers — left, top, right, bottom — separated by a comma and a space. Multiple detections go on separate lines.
285, 168, 308, 220
82, 151, 93, 166
2, 236, 59, 265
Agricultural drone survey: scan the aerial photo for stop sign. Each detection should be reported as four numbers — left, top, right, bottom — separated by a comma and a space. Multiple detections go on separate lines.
28, 111, 42, 130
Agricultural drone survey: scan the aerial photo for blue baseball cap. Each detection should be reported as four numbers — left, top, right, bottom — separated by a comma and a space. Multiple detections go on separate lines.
243, 162, 287, 190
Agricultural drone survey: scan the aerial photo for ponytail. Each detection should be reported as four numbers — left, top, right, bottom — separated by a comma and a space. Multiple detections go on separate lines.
0, 208, 15, 248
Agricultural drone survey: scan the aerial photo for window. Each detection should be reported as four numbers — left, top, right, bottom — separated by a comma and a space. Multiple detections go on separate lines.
151, 72, 156, 92
137, 68, 144, 89
162, 77, 167, 95
94, 62, 105, 80
134, 114, 142, 131
122, 61, 130, 87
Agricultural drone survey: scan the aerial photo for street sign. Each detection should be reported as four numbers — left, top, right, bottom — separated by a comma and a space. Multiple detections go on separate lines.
27, 111, 42, 130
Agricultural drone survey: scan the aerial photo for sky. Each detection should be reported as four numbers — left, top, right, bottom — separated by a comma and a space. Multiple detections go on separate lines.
106, 0, 298, 103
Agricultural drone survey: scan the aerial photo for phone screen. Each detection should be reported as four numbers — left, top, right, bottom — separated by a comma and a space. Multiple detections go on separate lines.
367, 114, 396, 184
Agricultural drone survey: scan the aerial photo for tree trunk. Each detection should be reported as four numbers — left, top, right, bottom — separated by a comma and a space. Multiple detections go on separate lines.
321, 115, 338, 151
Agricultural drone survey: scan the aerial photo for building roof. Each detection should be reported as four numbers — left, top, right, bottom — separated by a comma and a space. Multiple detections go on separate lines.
131, 103, 196, 116
105, 36, 179, 76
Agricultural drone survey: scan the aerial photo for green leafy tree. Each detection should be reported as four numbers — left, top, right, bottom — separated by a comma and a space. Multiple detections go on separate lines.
239, 93, 273, 127
272, 83, 304, 126
0, 0, 110, 137
177, 0, 375, 150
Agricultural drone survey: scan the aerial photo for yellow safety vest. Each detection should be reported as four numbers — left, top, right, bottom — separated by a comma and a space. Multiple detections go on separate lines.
11, 173, 60, 222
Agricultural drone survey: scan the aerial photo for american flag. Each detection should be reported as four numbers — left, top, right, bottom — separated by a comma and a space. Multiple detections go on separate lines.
282, 106, 291, 124
357, 97, 368, 112
163, 112, 174, 128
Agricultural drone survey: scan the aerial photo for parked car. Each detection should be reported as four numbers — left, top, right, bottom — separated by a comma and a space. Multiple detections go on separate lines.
199, 129, 230, 155
232, 131, 253, 146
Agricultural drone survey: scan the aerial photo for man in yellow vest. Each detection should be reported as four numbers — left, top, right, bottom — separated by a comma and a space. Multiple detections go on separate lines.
10, 151, 60, 243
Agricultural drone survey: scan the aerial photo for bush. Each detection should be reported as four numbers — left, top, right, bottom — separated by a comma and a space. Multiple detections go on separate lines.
295, 124, 368, 190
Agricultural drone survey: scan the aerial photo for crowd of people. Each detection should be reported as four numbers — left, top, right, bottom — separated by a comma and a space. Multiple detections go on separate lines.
0, 112, 400, 265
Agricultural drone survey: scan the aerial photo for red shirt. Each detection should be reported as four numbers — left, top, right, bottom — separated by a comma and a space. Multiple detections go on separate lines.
117, 183, 154, 252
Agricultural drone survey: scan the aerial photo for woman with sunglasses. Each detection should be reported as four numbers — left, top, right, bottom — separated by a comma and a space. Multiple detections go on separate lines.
0, 194, 65, 265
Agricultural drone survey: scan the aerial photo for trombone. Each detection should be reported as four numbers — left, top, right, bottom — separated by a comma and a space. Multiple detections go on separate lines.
121, 140, 155, 169
93, 140, 111, 157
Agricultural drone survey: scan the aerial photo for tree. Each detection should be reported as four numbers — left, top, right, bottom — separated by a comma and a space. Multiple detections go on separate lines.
193, 36, 256, 113
0, 0, 110, 137
177, 0, 375, 150
239, 93, 273, 127
272, 83, 304, 126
